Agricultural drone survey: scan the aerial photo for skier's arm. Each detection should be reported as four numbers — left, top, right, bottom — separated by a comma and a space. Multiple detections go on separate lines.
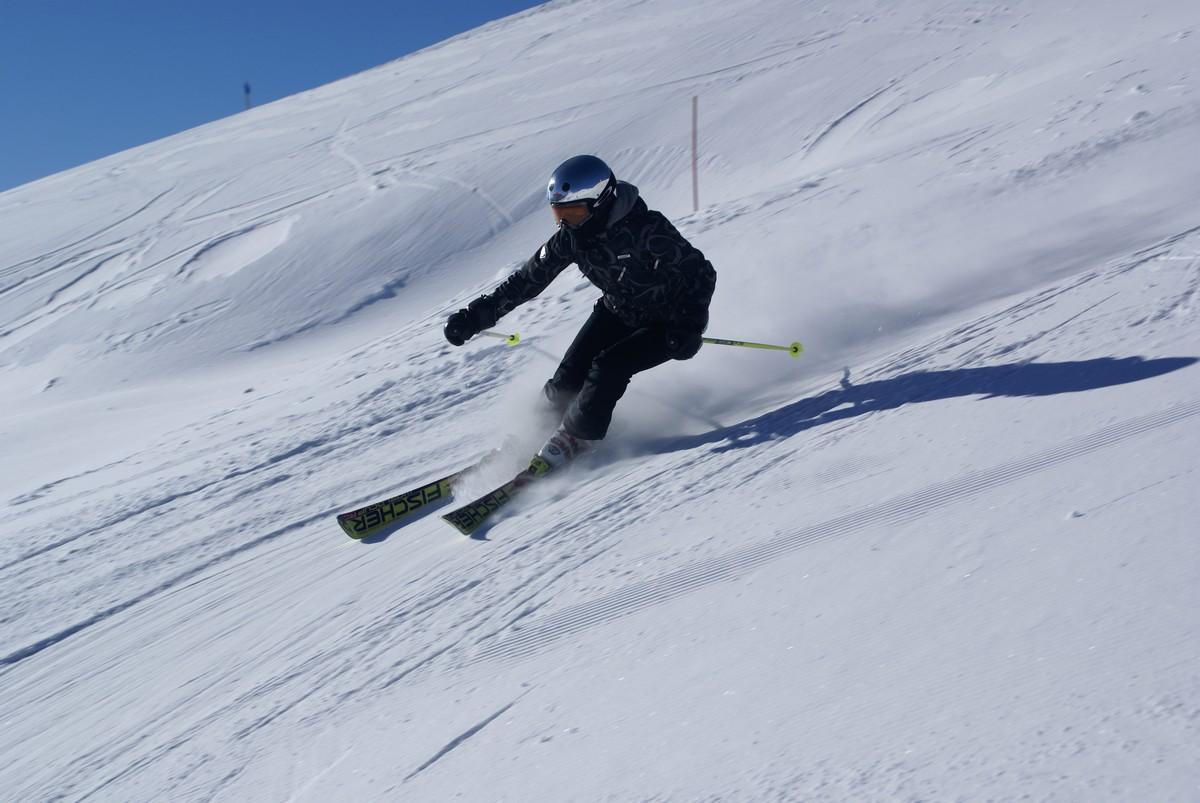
650, 219, 716, 331
488, 230, 575, 319
444, 230, 574, 345
673, 250, 716, 331
663, 252, 715, 360
639, 214, 715, 360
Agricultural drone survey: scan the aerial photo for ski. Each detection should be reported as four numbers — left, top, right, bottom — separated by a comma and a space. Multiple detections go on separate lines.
338, 473, 458, 539
337, 450, 501, 540
441, 456, 554, 536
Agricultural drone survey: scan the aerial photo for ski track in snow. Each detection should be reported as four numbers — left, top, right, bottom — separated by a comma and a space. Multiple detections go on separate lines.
403, 693, 528, 782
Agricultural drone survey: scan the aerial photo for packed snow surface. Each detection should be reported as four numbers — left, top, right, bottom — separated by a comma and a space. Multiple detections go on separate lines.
2, 0, 1199, 799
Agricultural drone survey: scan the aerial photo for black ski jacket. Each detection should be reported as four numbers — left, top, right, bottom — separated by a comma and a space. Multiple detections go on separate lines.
477, 182, 716, 332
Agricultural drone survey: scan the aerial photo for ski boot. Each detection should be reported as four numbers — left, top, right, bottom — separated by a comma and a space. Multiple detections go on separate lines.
532, 427, 594, 475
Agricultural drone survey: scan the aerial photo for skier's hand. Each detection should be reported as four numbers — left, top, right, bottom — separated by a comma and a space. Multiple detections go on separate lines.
664, 328, 703, 360
444, 309, 477, 346
444, 295, 500, 346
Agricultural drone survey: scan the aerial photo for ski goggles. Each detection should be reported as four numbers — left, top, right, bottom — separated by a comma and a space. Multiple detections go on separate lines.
551, 201, 592, 229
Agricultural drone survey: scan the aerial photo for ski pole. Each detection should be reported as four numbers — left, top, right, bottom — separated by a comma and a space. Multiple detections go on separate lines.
479, 330, 521, 346
477, 330, 800, 356
702, 336, 803, 358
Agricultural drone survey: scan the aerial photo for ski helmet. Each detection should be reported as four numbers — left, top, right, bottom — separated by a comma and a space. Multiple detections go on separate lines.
546, 155, 617, 230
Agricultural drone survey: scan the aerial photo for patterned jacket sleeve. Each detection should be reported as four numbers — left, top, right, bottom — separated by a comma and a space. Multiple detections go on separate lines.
470, 228, 575, 326
647, 215, 716, 331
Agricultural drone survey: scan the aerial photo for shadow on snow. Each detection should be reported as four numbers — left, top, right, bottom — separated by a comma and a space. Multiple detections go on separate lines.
653, 356, 1198, 455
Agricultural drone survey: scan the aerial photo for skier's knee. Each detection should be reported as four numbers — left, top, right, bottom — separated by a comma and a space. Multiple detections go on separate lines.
586, 352, 635, 390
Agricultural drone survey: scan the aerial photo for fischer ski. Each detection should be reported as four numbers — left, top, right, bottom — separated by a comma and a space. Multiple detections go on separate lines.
441, 456, 554, 536
337, 450, 500, 540
338, 473, 457, 539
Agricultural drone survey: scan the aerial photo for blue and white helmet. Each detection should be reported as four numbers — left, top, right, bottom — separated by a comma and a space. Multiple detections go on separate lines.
546, 155, 617, 208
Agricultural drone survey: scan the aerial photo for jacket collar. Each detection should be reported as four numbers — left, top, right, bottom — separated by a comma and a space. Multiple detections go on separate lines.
606, 181, 640, 228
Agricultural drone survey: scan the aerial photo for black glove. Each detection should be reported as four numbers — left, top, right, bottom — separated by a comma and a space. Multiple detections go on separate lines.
443, 295, 500, 346
444, 308, 477, 346
664, 328, 703, 360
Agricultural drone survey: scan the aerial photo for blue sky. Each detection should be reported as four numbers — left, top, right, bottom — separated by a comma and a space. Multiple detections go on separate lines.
0, 1, 542, 192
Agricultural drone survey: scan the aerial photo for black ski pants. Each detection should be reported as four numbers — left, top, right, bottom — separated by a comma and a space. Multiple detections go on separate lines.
545, 300, 673, 440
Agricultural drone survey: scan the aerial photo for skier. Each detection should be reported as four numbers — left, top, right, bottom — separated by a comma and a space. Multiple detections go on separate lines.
443, 155, 717, 468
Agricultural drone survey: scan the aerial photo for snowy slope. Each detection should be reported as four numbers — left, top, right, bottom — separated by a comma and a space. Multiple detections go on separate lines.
2, 0, 1199, 799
